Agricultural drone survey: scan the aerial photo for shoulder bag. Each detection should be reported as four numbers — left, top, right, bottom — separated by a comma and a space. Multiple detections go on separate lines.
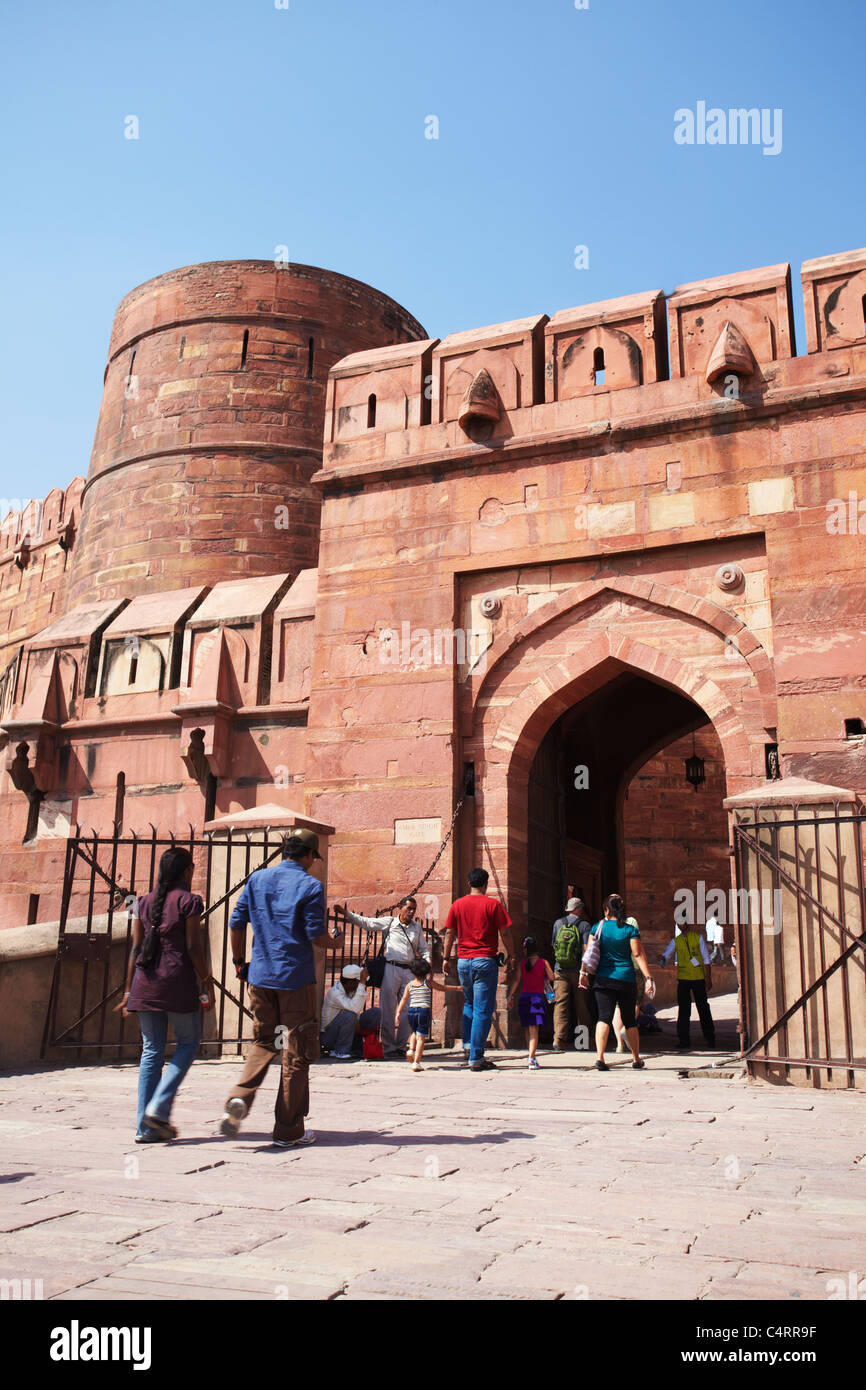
362, 931, 387, 988
580, 924, 604, 978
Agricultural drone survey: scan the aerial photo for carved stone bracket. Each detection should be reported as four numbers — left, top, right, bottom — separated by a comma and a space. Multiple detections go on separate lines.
173, 704, 234, 780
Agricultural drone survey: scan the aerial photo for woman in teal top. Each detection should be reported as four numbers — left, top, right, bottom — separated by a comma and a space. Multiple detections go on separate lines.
581, 893, 655, 1071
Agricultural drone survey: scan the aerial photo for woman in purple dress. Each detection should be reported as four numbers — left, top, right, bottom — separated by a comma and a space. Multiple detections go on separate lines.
117, 848, 213, 1142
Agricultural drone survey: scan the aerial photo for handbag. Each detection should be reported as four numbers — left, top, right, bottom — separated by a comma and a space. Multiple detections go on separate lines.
580, 926, 603, 978
361, 1030, 384, 1060
362, 931, 387, 988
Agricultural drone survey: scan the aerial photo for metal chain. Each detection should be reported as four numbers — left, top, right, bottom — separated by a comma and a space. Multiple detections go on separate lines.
405, 791, 467, 901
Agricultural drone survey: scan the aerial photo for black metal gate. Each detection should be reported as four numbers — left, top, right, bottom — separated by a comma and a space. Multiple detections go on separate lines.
41, 826, 438, 1060
731, 801, 866, 1088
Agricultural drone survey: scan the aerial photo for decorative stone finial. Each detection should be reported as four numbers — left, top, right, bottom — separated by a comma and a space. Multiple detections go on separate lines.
480, 595, 502, 618
458, 369, 501, 431
705, 321, 756, 385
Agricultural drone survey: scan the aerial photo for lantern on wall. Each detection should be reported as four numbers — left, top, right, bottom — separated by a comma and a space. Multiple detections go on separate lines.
684, 733, 705, 792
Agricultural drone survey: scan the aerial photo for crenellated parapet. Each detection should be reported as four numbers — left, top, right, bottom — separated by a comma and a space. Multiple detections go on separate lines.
0, 477, 85, 673
320, 248, 866, 480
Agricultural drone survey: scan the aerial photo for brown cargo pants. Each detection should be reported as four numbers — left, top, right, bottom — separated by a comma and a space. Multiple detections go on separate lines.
553, 968, 596, 1048
225, 983, 319, 1143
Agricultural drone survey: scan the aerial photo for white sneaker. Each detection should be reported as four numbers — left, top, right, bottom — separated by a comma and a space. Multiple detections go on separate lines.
528, 1058, 540, 1070
274, 1131, 316, 1148
331, 1052, 354, 1060
220, 1096, 247, 1137
411, 1062, 422, 1072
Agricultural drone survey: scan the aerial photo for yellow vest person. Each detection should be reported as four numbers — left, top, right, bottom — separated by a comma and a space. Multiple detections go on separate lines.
660, 927, 716, 1051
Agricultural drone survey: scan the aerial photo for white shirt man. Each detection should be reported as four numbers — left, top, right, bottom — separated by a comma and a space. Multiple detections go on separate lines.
320, 964, 381, 1060
345, 898, 430, 1055
321, 974, 369, 1030
705, 914, 727, 963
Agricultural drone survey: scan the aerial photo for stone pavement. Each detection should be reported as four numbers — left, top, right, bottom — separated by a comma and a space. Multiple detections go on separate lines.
1, 996, 863, 1302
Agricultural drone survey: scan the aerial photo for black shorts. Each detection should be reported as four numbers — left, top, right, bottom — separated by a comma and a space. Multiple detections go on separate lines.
593, 977, 637, 1029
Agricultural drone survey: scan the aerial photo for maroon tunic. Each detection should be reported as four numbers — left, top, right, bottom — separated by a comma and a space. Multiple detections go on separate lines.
126, 887, 204, 1014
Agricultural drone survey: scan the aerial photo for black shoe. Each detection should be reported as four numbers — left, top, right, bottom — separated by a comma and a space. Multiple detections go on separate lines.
632, 1059, 645, 1069
595, 1059, 608, 1071
469, 1059, 497, 1072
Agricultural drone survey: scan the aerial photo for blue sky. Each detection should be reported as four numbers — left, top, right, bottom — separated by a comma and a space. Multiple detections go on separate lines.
2, 0, 865, 502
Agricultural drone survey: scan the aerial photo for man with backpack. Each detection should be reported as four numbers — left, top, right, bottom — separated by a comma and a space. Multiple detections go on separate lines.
551, 896, 596, 1051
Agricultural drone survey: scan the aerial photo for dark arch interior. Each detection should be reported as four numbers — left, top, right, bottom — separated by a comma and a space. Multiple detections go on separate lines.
527, 672, 728, 947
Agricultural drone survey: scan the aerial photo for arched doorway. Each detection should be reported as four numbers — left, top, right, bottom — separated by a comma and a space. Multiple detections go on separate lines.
467, 581, 778, 1045
525, 673, 729, 963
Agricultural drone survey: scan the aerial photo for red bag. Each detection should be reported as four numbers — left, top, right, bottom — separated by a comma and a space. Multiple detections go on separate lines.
361, 1031, 384, 1060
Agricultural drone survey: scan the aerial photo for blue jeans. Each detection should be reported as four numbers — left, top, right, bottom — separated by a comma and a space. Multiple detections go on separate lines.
136, 1010, 201, 1137
458, 956, 499, 1062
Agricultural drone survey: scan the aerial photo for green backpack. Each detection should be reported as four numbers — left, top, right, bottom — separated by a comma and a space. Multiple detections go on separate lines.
554, 919, 583, 970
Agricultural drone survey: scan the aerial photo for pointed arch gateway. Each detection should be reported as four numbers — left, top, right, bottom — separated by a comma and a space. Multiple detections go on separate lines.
465, 598, 769, 943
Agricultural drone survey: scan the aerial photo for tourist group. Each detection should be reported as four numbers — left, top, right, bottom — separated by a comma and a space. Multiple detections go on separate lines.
116, 831, 720, 1146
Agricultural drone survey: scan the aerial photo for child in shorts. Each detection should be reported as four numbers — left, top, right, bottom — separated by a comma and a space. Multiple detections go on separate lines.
394, 958, 462, 1071
507, 936, 555, 1069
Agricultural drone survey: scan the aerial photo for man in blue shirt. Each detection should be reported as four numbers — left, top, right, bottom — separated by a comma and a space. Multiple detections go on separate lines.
220, 829, 342, 1147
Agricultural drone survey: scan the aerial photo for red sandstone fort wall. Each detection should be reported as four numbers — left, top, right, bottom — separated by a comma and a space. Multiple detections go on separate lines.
307, 249, 866, 926
3, 247, 866, 954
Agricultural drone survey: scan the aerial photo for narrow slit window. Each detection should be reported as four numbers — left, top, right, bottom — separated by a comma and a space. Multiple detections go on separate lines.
307, 337, 315, 379
178, 335, 186, 362
241, 329, 249, 369
367, 393, 377, 428
126, 349, 136, 386
114, 772, 126, 832
593, 347, 606, 386
128, 649, 138, 685
204, 771, 218, 823
862, 294, 866, 336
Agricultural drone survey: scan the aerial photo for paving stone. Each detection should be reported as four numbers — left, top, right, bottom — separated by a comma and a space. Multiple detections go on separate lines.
0, 1057, 862, 1300
702, 1260, 853, 1301
0, 1204, 81, 1233
690, 1221, 861, 1268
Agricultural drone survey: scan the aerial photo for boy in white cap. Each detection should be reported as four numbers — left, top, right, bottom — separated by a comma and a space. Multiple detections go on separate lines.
320, 964, 381, 1059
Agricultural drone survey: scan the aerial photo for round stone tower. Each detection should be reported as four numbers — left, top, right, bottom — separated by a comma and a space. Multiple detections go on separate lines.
66, 261, 425, 606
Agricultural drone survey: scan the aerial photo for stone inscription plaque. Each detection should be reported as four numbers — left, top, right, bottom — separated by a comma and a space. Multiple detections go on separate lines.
394, 818, 442, 844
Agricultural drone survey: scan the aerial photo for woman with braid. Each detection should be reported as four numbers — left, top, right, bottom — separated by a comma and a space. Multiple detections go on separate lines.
117, 848, 213, 1142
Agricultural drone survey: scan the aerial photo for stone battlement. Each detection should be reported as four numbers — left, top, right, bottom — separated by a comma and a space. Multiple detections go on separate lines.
0, 477, 85, 672
320, 249, 866, 479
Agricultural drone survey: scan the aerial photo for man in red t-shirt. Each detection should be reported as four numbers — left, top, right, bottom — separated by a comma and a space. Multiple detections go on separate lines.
442, 868, 515, 1071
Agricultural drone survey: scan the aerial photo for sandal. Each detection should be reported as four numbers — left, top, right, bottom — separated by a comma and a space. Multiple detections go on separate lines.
143, 1114, 177, 1140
